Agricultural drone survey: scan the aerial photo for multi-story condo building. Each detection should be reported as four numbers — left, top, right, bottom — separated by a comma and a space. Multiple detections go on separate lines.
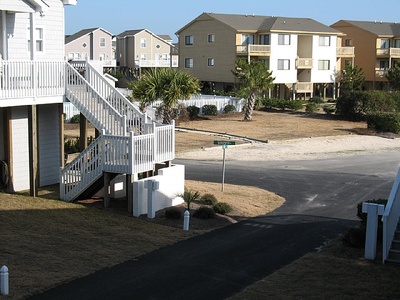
0, 1, 180, 215
116, 29, 178, 78
331, 20, 400, 90
176, 13, 354, 99
65, 27, 115, 67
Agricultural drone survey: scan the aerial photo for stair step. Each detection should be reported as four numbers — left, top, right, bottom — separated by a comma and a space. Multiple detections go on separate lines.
388, 249, 400, 261
386, 258, 400, 265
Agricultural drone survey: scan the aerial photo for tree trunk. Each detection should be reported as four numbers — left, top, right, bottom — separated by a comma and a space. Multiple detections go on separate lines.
243, 92, 256, 121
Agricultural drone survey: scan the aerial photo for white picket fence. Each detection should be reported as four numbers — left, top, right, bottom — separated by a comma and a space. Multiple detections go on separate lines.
64, 94, 245, 123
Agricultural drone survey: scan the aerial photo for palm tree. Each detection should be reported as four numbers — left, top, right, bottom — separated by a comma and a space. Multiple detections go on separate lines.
233, 59, 275, 121
179, 188, 200, 212
129, 68, 200, 124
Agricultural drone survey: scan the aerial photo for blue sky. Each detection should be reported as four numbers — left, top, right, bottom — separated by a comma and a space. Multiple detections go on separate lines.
65, 0, 400, 42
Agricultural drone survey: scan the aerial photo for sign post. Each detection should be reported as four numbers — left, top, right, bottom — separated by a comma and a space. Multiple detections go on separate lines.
214, 141, 236, 191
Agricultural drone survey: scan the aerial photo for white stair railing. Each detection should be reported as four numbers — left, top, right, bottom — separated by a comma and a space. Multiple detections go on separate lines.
382, 167, 400, 263
60, 127, 175, 201
70, 60, 148, 135
66, 63, 126, 136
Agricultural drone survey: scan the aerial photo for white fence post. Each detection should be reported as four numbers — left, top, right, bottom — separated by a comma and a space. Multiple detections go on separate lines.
147, 179, 159, 219
0, 265, 9, 296
363, 202, 385, 260
183, 210, 190, 231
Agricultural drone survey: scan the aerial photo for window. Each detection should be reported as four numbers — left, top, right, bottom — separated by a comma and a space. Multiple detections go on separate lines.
259, 59, 270, 68
100, 38, 106, 47
278, 34, 290, 45
344, 59, 352, 66
185, 35, 194, 45
27, 27, 44, 52
207, 34, 215, 43
380, 60, 389, 69
241, 34, 255, 45
140, 53, 146, 61
277, 59, 290, 70
184, 58, 193, 68
207, 58, 215, 67
319, 36, 330, 46
140, 38, 146, 48
395, 39, 400, 48
380, 39, 390, 49
259, 34, 270, 45
99, 53, 106, 61
318, 60, 330, 70
68, 52, 80, 60
345, 39, 353, 46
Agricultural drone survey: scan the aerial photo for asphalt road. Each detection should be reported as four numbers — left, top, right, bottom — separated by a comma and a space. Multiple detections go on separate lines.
30, 152, 400, 300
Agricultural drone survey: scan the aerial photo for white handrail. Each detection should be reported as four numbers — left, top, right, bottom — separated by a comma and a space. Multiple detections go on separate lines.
66, 63, 126, 136
382, 167, 400, 263
75, 60, 148, 135
0, 60, 65, 99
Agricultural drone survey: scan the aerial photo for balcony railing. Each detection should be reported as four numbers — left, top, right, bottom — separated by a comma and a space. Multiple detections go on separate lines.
0, 60, 65, 99
295, 82, 313, 93
376, 48, 400, 57
135, 60, 178, 68
296, 58, 313, 69
337, 47, 355, 57
375, 69, 388, 78
236, 45, 271, 56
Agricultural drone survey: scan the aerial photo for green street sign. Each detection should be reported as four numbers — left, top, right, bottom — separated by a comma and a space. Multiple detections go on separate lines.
213, 140, 236, 145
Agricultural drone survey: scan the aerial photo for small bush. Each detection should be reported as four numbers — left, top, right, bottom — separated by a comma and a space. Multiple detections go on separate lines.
69, 114, 80, 123
305, 102, 318, 113
342, 226, 365, 248
287, 100, 304, 111
367, 112, 400, 133
186, 105, 200, 120
309, 96, 324, 104
200, 193, 218, 206
193, 206, 216, 219
224, 104, 236, 114
165, 207, 182, 220
261, 98, 279, 109
202, 104, 218, 115
213, 202, 233, 215
323, 104, 336, 115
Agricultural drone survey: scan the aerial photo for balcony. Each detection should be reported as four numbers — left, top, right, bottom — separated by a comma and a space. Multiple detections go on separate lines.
236, 45, 271, 57
296, 58, 313, 69
375, 69, 388, 78
0, 60, 65, 100
376, 48, 400, 58
295, 82, 313, 93
337, 47, 355, 57
135, 60, 177, 68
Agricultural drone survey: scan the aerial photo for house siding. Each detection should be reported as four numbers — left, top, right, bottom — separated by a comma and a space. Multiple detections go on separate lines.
38, 104, 61, 186
11, 106, 30, 191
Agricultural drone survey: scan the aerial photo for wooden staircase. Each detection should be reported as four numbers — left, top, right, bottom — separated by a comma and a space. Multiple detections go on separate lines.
386, 221, 400, 264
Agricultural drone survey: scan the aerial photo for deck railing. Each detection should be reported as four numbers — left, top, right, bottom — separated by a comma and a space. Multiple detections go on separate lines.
296, 58, 313, 69
70, 61, 148, 135
236, 45, 271, 56
61, 125, 175, 201
0, 60, 65, 98
337, 47, 355, 57
66, 63, 126, 136
382, 168, 400, 263
377, 48, 400, 57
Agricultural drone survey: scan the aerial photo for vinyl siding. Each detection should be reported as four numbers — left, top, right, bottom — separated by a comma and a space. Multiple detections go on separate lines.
38, 104, 60, 186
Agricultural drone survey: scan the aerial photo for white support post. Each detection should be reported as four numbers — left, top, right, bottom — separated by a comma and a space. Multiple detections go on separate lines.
146, 179, 159, 219
362, 202, 385, 260
0, 265, 9, 296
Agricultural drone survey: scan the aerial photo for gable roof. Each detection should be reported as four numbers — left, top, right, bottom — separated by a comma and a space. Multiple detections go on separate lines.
335, 20, 400, 36
117, 29, 173, 45
117, 29, 145, 38
177, 12, 341, 35
65, 28, 113, 44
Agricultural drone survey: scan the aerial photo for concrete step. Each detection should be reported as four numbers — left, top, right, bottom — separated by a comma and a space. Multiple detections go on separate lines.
391, 239, 400, 251
388, 249, 400, 261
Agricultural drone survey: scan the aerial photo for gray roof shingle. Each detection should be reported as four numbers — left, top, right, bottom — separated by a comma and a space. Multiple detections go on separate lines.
338, 20, 400, 36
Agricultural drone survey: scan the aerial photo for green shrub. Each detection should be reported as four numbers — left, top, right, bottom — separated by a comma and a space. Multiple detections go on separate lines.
64, 137, 80, 154
309, 96, 324, 104
224, 104, 236, 114
261, 98, 279, 109
69, 114, 80, 123
213, 202, 233, 215
178, 188, 200, 211
165, 207, 182, 220
367, 112, 400, 133
193, 206, 216, 219
323, 104, 336, 115
305, 102, 318, 113
342, 226, 366, 248
186, 105, 200, 120
200, 193, 218, 205
287, 100, 304, 111
202, 104, 218, 115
